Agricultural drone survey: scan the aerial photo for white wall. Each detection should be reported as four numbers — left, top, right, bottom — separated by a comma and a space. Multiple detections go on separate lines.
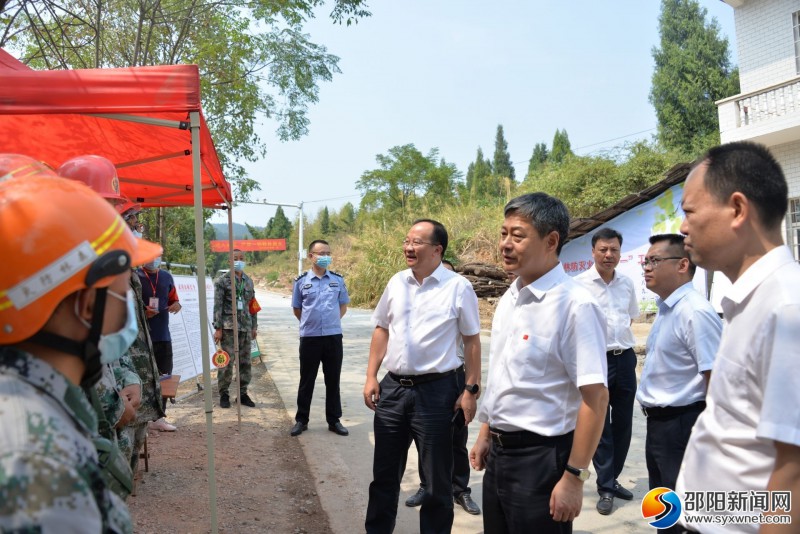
770, 138, 800, 198
735, 0, 799, 93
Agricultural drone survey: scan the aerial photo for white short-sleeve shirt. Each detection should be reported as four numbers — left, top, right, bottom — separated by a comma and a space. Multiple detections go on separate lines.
477, 263, 608, 436
372, 262, 481, 375
677, 246, 800, 533
575, 266, 640, 350
636, 282, 721, 408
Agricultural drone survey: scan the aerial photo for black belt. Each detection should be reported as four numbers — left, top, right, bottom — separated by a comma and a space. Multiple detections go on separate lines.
488, 428, 571, 449
606, 348, 631, 356
641, 401, 706, 419
387, 367, 460, 387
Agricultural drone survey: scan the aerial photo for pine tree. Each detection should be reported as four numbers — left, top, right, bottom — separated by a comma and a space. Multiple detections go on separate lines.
492, 124, 515, 181
266, 206, 293, 238
551, 129, 573, 164
319, 206, 331, 235
650, 0, 739, 153
527, 142, 549, 175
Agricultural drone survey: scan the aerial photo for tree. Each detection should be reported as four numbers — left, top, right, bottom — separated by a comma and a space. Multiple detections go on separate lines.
266, 206, 293, 238
492, 124, 515, 181
550, 129, 573, 164
337, 202, 356, 232
464, 147, 499, 202
319, 206, 331, 235
650, 0, 739, 154
527, 142, 549, 175
356, 144, 455, 219
0, 0, 370, 197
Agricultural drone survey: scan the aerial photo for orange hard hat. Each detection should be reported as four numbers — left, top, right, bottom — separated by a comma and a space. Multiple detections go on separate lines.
0, 155, 162, 344
57, 155, 125, 206
117, 198, 143, 218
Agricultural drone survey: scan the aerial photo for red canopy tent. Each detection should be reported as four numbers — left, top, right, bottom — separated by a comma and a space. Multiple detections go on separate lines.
0, 48, 227, 532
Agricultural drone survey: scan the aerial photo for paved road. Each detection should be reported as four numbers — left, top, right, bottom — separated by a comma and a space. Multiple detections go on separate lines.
259, 289, 650, 534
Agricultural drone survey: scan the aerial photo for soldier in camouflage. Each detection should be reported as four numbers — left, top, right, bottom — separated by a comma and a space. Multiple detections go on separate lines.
0, 157, 161, 533
213, 249, 259, 408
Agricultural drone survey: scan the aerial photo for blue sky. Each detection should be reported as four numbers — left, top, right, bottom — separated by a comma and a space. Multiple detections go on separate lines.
211, 1, 738, 227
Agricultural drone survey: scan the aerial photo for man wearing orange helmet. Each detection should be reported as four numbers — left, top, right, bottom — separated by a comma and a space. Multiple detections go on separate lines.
0, 155, 162, 533
58, 155, 167, 472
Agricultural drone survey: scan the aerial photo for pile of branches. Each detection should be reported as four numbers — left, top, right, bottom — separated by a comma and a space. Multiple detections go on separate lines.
456, 262, 510, 298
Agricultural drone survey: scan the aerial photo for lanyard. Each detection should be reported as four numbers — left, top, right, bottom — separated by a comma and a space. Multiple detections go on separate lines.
235, 276, 245, 300
145, 269, 159, 297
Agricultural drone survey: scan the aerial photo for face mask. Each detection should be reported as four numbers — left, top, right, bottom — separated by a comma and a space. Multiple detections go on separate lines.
315, 255, 332, 269
234, 260, 245, 272
97, 289, 138, 364
145, 257, 161, 270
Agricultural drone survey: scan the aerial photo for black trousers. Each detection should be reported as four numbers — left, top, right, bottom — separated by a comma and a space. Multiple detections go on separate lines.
294, 334, 343, 425
152, 341, 173, 412
365, 372, 462, 534
416, 422, 471, 496
483, 432, 574, 534
593, 347, 637, 493
645, 405, 705, 534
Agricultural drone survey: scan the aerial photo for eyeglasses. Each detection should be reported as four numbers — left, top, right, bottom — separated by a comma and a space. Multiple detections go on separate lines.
402, 239, 436, 248
641, 257, 684, 270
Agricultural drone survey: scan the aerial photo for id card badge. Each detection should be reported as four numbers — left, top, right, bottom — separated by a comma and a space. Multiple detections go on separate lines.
237, 299, 244, 311
149, 297, 159, 310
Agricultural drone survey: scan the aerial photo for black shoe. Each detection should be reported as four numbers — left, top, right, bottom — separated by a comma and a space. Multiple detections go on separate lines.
405, 487, 424, 507
597, 493, 614, 515
290, 421, 307, 437
455, 493, 481, 515
328, 422, 349, 436
613, 481, 633, 500
219, 393, 230, 409
239, 393, 256, 407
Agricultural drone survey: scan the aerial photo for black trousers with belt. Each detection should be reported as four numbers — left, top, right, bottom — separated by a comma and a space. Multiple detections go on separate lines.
415, 422, 471, 497
645, 402, 706, 534
294, 334, 343, 425
483, 430, 574, 534
593, 347, 637, 493
365, 371, 462, 534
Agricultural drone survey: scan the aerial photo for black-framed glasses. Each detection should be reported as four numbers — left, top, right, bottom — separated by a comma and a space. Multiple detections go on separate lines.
402, 239, 436, 248
641, 257, 684, 270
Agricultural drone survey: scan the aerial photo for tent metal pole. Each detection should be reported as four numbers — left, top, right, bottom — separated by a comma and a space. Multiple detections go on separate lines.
190, 110, 219, 534
88, 113, 186, 129
298, 201, 304, 276
228, 208, 242, 427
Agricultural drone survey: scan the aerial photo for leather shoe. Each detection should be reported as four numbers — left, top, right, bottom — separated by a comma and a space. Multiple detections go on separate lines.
597, 493, 614, 515
613, 481, 633, 500
405, 487, 424, 507
328, 422, 349, 436
455, 493, 481, 515
290, 421, 307, 436
219, 393, 230, 409
239, 393, 256, 407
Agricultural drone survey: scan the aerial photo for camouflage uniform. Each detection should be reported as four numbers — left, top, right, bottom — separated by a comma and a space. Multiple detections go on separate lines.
213, 272, 258, 395
128, 272, 165, 472
0, 347, 132, 533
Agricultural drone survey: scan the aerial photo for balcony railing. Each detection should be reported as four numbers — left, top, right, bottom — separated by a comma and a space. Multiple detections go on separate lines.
724, 77, 800, 127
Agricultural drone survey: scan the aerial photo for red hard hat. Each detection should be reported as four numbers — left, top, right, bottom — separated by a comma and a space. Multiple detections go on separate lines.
57, 155, 125, 205
117, 198, 142, 218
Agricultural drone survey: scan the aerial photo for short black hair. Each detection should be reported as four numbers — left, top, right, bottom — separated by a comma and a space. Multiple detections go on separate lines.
591, 227, 623, 248
412, 218, 448, 256
694, 142, 788, 230
308, 239, 329, 253
648, 233, 696, 277
504, 193, 570, 255
441, 259, 455, 270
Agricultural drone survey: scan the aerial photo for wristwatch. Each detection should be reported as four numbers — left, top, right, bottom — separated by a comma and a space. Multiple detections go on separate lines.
464, 383, 480, 395
565, 464, 591, 482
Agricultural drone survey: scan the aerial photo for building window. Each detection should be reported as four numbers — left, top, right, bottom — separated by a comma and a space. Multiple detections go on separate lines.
789, 198, 800, 260
795, 12, 800, 74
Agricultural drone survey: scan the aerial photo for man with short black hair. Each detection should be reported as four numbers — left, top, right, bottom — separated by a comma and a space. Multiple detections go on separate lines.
676, 142, 800, 532
290, 239, 350, 437
364, 219, 481, 534
575, 226, 640, 515
472, 192, 608, 533
637, 234, 721, 533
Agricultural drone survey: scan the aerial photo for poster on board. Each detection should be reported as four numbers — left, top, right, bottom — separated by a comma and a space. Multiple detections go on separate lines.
168, 275, 215, 382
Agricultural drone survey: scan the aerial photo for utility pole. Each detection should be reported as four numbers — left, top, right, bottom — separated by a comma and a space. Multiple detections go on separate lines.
235, 200, 305, 275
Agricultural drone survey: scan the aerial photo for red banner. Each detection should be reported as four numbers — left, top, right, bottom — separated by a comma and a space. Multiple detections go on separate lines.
210, 239, 287, 252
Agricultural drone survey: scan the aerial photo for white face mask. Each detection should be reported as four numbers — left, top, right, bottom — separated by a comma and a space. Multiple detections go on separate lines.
75, 288, 138, 364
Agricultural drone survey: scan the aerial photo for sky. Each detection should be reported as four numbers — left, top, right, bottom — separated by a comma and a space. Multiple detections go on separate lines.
210, 1, 738, 227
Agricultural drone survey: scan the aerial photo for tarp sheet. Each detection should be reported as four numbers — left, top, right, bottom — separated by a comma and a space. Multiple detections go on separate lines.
0, 48, 231, 208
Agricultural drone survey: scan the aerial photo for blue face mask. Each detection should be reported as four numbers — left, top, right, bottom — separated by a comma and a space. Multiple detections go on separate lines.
145, 257, 161, 270
132, 230, 143, 239
315, 255, 332, 269
98, 289, 139, 364
234, 260, 246, 272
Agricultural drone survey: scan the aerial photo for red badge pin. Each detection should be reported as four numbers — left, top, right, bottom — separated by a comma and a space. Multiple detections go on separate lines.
523, 334, 529, 340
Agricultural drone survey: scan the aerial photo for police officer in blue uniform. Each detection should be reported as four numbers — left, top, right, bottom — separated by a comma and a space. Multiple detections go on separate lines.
291, 239, 350, 437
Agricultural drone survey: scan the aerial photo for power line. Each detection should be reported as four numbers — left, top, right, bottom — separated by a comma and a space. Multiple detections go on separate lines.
512, 127, 656, 165
303, 194, 361, 205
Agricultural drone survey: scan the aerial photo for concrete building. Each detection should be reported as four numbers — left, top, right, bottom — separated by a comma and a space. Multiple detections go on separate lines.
717, 0, 800, 258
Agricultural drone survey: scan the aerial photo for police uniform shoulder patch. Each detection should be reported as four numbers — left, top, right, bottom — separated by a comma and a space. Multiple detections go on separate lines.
294, 273, 305, 283
328, 270, 344, 279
